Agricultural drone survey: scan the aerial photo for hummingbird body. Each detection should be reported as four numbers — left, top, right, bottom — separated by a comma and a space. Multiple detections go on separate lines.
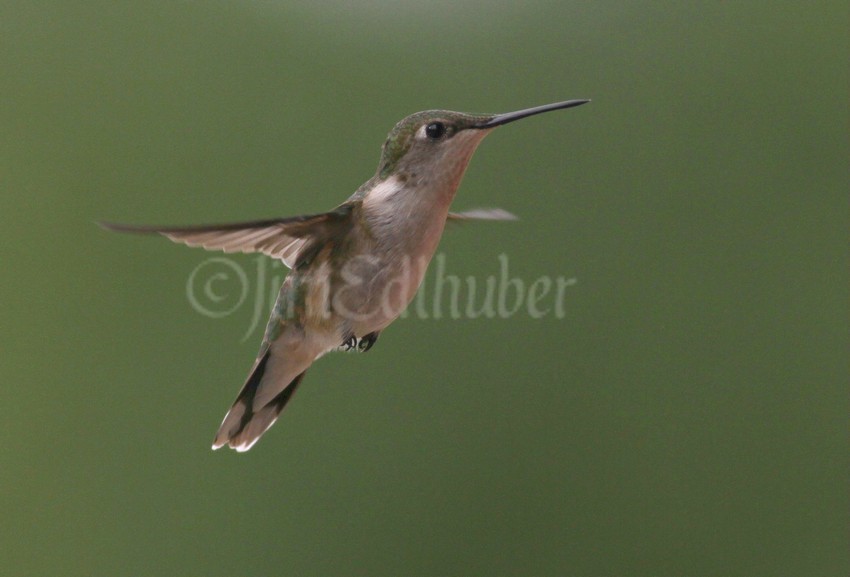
101, 99, 588, 451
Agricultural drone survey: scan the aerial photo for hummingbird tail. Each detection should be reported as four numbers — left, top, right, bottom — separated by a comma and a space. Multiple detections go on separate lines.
210, 350, 308, 452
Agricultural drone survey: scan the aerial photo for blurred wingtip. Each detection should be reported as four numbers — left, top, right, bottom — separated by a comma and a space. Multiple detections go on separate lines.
96, 220, 159, 234
448, 208, 519, 222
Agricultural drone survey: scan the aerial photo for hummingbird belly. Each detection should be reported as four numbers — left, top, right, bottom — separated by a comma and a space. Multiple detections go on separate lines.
332, 249, 431, 337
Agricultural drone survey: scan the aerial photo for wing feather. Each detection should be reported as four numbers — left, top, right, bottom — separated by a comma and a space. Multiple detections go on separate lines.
447, 208, 518, 222
99, 209, 347, 268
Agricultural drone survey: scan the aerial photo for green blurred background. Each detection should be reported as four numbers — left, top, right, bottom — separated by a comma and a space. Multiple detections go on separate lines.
1, 1, 846, 575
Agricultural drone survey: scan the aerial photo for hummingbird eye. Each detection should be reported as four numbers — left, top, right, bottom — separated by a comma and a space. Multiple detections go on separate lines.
424, 122, 447, 140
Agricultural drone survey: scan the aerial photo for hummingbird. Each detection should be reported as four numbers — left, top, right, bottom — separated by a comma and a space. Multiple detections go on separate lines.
101, 99, 589, 452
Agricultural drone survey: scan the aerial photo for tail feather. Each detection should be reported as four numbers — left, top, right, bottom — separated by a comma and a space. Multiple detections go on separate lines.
211, 351, 307, 452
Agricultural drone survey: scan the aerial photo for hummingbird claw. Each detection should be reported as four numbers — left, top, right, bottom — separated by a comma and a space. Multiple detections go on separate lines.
339, 331, 380, 352
358, 331, 380, 352
341, 334, 358, 351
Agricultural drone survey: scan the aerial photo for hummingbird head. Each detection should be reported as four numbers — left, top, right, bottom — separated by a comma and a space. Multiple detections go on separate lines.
378, 110, 491, 182
375, 99, 590, 189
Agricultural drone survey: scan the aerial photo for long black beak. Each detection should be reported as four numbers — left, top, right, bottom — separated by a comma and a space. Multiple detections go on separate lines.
475, 99, 590, 129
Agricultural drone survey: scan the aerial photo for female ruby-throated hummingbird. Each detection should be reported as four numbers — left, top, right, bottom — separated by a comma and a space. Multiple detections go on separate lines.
101, 99, 589, 452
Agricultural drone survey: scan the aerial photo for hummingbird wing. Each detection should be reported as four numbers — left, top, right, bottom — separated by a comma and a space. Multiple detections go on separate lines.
99, 206, 351, 268
447, 208, 518, 222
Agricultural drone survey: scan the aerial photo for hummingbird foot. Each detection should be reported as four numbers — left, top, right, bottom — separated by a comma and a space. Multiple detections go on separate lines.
358, 331, 380, 352
339, 331, 381, 352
